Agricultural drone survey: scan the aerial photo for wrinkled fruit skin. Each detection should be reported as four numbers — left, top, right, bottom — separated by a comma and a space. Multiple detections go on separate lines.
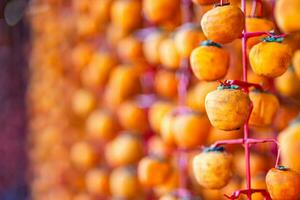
190, 45, 229, 81
193, 151, 233, 189
275, 0, 300, 33
249, 42, 292, 78
266, 168, 300, 200
201, 5, 245, 44
249, 91, 280, 127
205, 89, 251, 131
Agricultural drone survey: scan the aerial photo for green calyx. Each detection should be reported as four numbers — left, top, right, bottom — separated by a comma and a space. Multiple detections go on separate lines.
217, 84, 240, 90
201, 40, 222, 48
276, 165, 289, 171
204, 146, 225, 153
262, 36, 284, 43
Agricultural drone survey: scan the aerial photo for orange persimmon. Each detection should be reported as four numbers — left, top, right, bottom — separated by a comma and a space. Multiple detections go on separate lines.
159, 37, 180, 70
85, 168, 110, 196
275, 0, 300, 33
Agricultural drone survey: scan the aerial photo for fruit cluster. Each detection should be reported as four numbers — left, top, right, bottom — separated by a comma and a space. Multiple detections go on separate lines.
27, 0, 300, 200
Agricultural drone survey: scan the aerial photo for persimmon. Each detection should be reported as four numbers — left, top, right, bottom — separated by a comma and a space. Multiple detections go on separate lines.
159, 37, 180, 70
192, 0, 218, 5
71, 89, 96, 117
154, 169, 179, 196
138, 156, 171, 187
190, 40, 229, 81
274, 67, 300, 98
292, 50, 300, 79
105, 133, 144, 167
71, 44, 93, 71
70, 141, 98, 170
106, 24, 130, 47
117, 100, 149, 133
173, 112, 210, 149
154, 69, 178, 99
160, 110, 177, 146
143, 0, 180, 23
249, 37, 292, 78
117, 35, 144, 63
104, 64, 141, 108
143, 30, 167, 65
110, 0, 141, 31
266, 166, 300, 200
275, 0, 300, 33
247, 70, 271, 90
174, 24, 206, 58
221, 178, 241, 200
109, 166, 141, 198
148, 101, 174, 133
186, 81, 219, 112
273, 104, 300, 132
147, 136, 173, 158
241, 175, 266, 200
278, 120, 300, 173
249, 90, 280, 127
246, 17, 274, 50
86, 109, 118, 142
81, 52, 117, 88
205, 86, 251, 131
234, 151, 269, 177
201, 4, 245, 44
193, 146, 233, 189
85, 168, 110, 196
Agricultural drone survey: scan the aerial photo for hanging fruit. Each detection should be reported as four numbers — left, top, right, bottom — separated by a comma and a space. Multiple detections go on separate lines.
190, 40, 229, 81
205, 84, 251, 131
201, 4, 245, 44
193, 146, 233, 189
249, 36, 292, 78
275, 0, 300, 33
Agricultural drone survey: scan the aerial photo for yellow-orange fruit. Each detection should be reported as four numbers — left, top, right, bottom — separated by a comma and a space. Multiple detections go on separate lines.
106, 24, 130, 47
249, 41, 292, 78
275, 67, 300, 98
193, 147, 233, 189
71, 89, 96, 117
205, 87, 251, 131
186, 82, 218, 112
278, 121, 300, 173
154, 70, 178, 99
105, 133, 144, 167
266, 166, 300, 200
247, 70, 271, 90
234, 151, 269, 177
173, 112, 210, 149
147, 136, 173, 158
160, 110, 177, 146
117, 35, 143, 62
249, 90, 280, 127
154, 169, 179, 196
109, 167, 141, 198
174, 24, 206, 58
190, 41, 229, 81
110, 0, 141, 31
70, 141, 98, 170
143, 0, 180, 23
86, 110, 118, 141
71, 44, 93, 71
85, 168, 110, 196
273, 104, 300, 132
292, 50, 300, 79
246, 17, 274, 50
137, 156, 171, 187
148, 101, 174, 133
221, 178, 241, 200
201, 5, 245, 44
192, 0, 218, 5
104, 65, 141, 108
117, 100, 148, 133
143, 30, 166, 65
275, 0, 300, 33
81, 52, 117, 89
159, 37, 180, 69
